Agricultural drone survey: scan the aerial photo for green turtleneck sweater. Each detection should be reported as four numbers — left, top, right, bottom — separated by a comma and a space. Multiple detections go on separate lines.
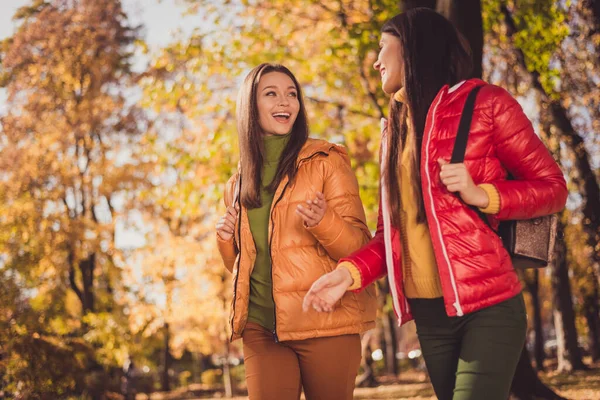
247, 133, 290, 331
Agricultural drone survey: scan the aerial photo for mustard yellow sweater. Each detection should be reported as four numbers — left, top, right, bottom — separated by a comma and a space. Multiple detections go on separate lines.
339, 88, 500, 298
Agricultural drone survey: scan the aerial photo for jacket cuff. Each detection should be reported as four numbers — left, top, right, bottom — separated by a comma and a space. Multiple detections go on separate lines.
478, 183, 501, 214
305, 205, 343, 244
337, 261, 362, 291
216, 233, 237, 268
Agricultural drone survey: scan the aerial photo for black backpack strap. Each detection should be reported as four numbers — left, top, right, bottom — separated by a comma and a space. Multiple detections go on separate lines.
450, 85, 483, 164
448, 85, 494, 229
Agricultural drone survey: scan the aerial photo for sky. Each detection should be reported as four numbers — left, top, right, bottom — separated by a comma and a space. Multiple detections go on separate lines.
0, 0, 197, 45
0, 0, 202, 249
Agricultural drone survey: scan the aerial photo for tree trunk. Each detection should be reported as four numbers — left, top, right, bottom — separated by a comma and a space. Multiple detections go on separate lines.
218, 271, 234, 397
510, 346, 567, 400
552, 219, 587, 372
526, 270, 546, 371
502, 3, 600, 283
583, 279, 600, 362
436, 0, 483, 78
80, 253, 96, 313
222, 341, 233, 398
381, 309, 399, 376
192, 352, 200, 385
400, 0, 483, 79
584, 0, 600, 37
68, 248, 96, 315
162, 322, 171, 392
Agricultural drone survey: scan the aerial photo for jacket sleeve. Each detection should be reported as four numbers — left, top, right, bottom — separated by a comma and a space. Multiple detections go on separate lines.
337, 197, 388, 291
484, 85, 568, 220
306, 150, 372, 260
216, 174, 238, 273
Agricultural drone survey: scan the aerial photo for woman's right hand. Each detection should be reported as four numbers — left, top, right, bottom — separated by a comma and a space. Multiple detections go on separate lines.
302, 268, 354, 313
216, 204, 239, 241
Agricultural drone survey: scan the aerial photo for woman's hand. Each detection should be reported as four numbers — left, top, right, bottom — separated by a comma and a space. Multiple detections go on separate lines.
438, 159, 489, 208
296, 192, 327, 228
216, 204, 239, 241
302, 268, 354, 313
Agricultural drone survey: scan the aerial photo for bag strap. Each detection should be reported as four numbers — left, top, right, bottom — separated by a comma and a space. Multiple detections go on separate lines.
449, 86, 494, 230
450, 85, 483, 163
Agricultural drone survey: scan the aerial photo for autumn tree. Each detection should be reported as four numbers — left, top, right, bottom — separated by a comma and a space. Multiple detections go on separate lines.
0, 0, 148, 395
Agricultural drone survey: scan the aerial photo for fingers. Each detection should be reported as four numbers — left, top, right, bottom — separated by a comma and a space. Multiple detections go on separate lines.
223, 217, 235, 232
439, 163, 466, 176
312, 297, 333, 313
297, 204, 323, 227
216, 217, 235, 235
438, 160, 469, 193
306, 199, 325, 215
310, 192, 326, 212
446, 184, 465, 192
226, 205, 238, 218
303, 275, 335, 312
440, 176, 462, 186
296, 192, 327, 227
303, 291, 334, 313
216, 206, 238, 238
296, 204, 318, 221
302, 291, 317, 312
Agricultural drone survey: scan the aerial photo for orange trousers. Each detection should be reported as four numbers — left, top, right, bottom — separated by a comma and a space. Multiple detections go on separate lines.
241, 322, 361, 400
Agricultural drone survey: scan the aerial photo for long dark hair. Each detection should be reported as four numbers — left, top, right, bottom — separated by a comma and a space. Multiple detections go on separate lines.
236, 63, 309, 209
382, 8, 473, 226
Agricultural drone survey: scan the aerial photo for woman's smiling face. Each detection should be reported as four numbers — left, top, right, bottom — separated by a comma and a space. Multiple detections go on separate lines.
373, 32, 404, 94
256, 71, 300, 136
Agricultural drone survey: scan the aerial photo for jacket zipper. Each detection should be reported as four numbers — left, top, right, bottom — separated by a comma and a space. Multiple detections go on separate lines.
268, 179, 290, 343
380, 159, 404, 323
423, 89, 464, 316
268, 151, 328, 343
229, 176, 243, 341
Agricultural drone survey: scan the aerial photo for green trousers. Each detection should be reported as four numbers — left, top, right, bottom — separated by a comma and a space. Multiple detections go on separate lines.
409, 293, 527, 400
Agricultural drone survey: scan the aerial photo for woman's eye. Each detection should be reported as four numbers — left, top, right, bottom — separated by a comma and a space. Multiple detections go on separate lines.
266, 91, 276, 96
288, 92, 297, 97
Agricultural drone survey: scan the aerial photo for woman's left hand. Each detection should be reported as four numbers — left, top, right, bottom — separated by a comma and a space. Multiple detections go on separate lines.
438, 159, 489, 208
296, 192, 327, 227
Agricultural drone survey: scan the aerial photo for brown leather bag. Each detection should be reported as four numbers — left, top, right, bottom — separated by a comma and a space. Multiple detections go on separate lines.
498, 214, 558, 268
451, 86, 558, 268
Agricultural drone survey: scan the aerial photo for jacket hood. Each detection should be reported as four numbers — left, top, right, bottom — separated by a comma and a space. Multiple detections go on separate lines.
297, 138, 350, 165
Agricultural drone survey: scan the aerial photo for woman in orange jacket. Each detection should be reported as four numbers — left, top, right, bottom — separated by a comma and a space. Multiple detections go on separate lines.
216, 63, 377, 400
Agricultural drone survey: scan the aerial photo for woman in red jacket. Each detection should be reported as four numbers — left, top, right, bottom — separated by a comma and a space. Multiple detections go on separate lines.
303, 8, 567, 400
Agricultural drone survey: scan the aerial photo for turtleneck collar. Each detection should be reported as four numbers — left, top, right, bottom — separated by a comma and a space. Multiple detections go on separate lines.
393, 87, 407, 103
264, 132, 291, 163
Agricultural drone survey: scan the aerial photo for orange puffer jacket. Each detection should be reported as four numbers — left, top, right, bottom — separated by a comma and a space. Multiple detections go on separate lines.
217, 138, 378, 342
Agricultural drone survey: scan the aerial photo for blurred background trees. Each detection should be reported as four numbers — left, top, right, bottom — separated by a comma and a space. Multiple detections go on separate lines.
0, 0, 599, 398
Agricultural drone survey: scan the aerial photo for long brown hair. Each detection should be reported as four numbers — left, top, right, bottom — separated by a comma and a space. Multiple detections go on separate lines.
236, 63, 309, 209
382, 8, 473, 226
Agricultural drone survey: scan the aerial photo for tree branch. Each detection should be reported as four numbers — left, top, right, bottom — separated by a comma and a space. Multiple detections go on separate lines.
305, 96, 378, 119
357, 56, 384, 119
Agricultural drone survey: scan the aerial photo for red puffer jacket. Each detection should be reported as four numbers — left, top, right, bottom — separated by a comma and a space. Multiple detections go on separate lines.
341, 79, 568, 325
